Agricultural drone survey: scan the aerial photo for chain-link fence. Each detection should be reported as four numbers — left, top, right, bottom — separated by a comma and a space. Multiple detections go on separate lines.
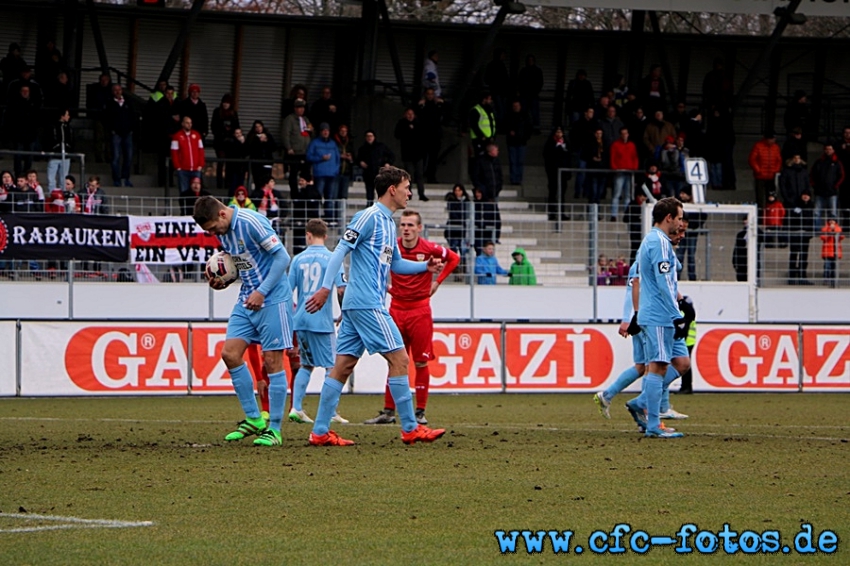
1, 192, 846, 288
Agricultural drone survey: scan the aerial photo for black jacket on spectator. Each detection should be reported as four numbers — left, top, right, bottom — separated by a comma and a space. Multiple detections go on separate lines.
783, 100, 809, 134
49, 119, 72, 153
177, 98, 209, 138
474, 198, 499, 250
506, 108, 533, 147
7, 78, 43, 109
45, 79, 73, 113
417, 99, 444, 141
517, 64, 544, 99
86, 80, 112, 113
0, 48, 28, 100
445, 191, 470, 244
684, 209, 707, 231
542, 135, 571, 176
569, 116, 598, 154
4, 91, 40, 143
310, 97, 343, 133
838, 141, 850, 209
356, 141, 395, 176
565, 77, 595, 115
483, 59, 511, 97
394, 117, 426, 162
12, 187, 43, 212
682, 117, 706, 158
580, 138, 608, 170
154, 96, 181, 149
105, 98, 136, 136
638, 73, 668, 115
473, 154, 503, 200
781, 135, 807, 163
211, 107, 240, 151
779, 160, 809, 207
246, 130, 276, 162
787, 196, 816, 254
810, 154, 845, 199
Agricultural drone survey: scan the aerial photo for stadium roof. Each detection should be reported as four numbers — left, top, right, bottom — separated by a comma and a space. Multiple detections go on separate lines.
521, 0, 847, 17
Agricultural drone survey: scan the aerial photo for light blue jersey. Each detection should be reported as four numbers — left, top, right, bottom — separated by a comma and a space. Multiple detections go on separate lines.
621, 262, 639, 322
218, 207, 292, 306
636, 227, 679, 327
337, 203, 398, 310
289, 244, 346, 333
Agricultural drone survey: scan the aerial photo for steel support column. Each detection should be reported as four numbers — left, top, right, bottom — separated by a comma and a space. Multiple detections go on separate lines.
733, 0, 803, 113
357, 0, 379, 97
85, 0, 109, 75
376, 0, 407, 105
452, 5, 510, 123
627, 10, 646, 92
765, 47, 782, 134
156, 0, 206, 87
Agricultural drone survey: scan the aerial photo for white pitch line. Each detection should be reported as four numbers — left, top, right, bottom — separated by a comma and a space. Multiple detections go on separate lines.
0, 513, 153, 534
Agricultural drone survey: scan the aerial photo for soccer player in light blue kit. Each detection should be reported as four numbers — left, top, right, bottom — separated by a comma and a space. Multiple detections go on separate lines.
304, 166, 446, 446
287, 218, 348, 425
594, 229, 691, 425
193, 196, 294, 447
629, 196, 685, 438
593, 261, 645, 418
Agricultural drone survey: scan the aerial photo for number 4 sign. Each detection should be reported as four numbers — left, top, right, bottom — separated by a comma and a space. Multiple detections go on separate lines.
685, 157, 708, 204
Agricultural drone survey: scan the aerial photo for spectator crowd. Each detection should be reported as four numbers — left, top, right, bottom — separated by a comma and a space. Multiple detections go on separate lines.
1, 37, 847, 286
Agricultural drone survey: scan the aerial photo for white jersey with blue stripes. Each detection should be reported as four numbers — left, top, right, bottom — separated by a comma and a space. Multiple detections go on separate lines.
636, 227, 679, 327
289, 245, 346, 333
338, 203, 397, 310
218, 207, 292, 306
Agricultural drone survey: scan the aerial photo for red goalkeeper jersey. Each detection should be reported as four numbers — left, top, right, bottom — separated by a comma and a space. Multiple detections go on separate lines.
389, 237, 460, 308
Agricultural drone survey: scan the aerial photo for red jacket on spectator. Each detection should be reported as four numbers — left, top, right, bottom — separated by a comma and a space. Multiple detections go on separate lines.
748, 139, 782, 181
820, 222, 844, 259
762, 197, 785, 227
171, 128, 205, 171
609, 139, 640, 170
44, 188, 80, 213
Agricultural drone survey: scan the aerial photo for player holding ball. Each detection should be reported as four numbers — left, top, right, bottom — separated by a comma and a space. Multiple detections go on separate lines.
194, 196, 294, 447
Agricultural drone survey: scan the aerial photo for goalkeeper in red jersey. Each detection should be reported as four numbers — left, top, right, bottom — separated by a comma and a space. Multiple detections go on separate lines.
364, 209, 460, 425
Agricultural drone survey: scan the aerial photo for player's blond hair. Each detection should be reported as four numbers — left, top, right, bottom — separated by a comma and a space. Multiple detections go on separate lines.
401, 209, 422, 225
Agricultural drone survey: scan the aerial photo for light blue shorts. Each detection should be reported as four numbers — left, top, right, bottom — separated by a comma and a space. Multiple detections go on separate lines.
226, 301, 294, 352
672, 338, 688, 359
296, 330, 336, 369
632, 331, 647, 365
640, 325, 675, 364
336, 308, 404, 357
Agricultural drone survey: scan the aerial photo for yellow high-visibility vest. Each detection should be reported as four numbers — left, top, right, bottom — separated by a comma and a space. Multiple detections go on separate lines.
470, 104, 495, 139
685, 321, 697, 347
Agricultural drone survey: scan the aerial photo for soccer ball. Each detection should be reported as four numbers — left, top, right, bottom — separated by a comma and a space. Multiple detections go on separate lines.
205, 251, 239, 286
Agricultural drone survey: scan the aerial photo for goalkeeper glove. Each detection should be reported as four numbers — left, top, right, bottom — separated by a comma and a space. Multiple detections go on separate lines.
673, 317, 689, 340
627, 312, 641, 336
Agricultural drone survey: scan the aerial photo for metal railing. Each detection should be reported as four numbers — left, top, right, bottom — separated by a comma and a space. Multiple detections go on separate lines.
0, 150, 87, 189
0, 193, 846, 289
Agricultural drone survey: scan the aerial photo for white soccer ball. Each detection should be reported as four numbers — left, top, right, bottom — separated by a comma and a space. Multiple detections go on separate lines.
205, 251, 239, 286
